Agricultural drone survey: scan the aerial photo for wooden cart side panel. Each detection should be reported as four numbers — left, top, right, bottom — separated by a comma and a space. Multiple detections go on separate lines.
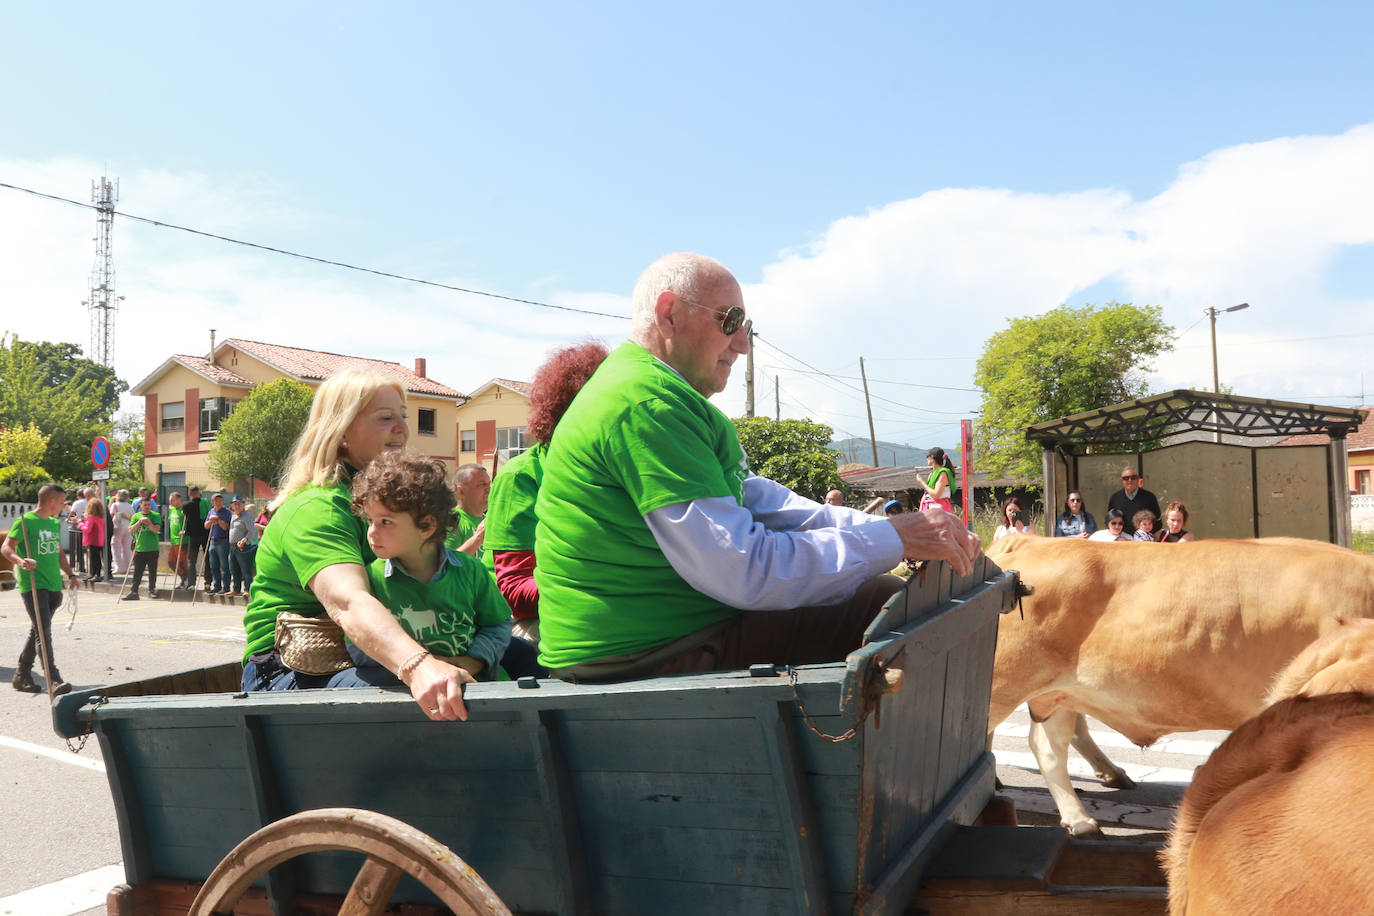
853, 571, 1009, 915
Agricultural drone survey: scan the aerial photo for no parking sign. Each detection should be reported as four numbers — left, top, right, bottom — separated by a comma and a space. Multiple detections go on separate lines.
91, 436, 111, 470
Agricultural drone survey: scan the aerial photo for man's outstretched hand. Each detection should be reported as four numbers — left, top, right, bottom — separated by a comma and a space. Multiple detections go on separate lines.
889, 508, 982, 576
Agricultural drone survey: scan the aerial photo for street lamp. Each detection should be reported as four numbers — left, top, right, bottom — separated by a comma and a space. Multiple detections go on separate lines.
1208, 303, 1250, 393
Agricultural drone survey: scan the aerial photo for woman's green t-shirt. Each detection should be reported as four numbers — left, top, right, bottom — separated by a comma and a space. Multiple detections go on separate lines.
481, 443, 544, 577
241, 482, 373, 660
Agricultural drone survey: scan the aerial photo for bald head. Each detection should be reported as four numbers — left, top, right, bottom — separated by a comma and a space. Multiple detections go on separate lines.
824, 489, 844, 507
629, 252, 750, 397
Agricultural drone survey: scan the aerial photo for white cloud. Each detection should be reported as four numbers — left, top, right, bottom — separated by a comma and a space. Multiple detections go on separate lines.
4, 122, 1372, 457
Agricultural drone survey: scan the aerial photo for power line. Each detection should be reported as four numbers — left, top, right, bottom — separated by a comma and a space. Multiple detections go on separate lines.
757, 364, 978, 394
747, 335, 972, 417
0, 179, 630, 321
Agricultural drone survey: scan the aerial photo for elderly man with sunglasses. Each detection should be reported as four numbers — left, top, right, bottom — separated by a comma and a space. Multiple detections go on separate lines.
533, 252, 981, 681
1106, 466, 1160, 537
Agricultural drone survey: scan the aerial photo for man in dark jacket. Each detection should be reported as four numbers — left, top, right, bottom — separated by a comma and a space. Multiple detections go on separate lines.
180, 486, 212, 590
1107, 466, 1160, 536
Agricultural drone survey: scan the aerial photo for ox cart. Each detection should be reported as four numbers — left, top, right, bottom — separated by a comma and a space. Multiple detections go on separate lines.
52, 556, 1166, 915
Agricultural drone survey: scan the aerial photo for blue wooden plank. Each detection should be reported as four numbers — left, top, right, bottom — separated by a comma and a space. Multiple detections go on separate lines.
559, 716, 771, 774
242, 714, 294, 914
527, 707, 592, 916
576, 822, 789, 887
759, 699, 830, 914
97, 726, 152, 885
595, 875, 811, 916
855, 753, 995, 916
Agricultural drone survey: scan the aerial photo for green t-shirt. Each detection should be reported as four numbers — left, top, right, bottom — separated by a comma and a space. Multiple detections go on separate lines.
130, 511, 162, 553
534, 342, 749, 669
241, 482, 374, 660
367, 548, 511, 671
7, 512, 63, 593
167, 506, 185, 544
481, 443, 543, 576
445, 507, 485, 557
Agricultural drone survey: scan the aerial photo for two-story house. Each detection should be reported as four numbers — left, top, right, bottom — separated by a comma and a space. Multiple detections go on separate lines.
131, 337, 465, 497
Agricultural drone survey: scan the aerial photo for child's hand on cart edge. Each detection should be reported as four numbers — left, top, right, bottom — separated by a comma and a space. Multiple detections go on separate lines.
406, 655, 474, 722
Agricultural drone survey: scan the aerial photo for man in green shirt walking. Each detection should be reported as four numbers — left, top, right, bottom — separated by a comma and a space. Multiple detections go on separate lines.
2, 483, 79, 694
123, 497, 163, 600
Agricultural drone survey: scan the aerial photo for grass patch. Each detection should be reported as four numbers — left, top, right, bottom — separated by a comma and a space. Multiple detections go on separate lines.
1354, 530, 1374, 555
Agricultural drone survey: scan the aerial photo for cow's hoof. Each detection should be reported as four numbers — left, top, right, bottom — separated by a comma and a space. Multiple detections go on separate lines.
1064, 819, 1105, 839
1099, 771, 1137, 790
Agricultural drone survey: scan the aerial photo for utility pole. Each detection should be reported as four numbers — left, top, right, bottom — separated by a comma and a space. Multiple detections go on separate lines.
859, 356, 879, 466
744, 329, 755, 417
83, 176, 122, 367
1207, 302, 1249, 393
775, 376, 780, 421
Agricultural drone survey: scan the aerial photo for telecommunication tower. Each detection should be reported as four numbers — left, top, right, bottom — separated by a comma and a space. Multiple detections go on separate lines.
83, 176, 123, 367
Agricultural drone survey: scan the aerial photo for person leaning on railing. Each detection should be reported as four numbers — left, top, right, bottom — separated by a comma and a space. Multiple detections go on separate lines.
239, 368, 476, 721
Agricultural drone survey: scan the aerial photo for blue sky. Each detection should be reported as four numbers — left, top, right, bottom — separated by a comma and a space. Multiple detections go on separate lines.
3, 2, 1372, 452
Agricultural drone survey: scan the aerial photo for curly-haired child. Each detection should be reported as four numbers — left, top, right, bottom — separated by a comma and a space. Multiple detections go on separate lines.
351, 452, 512, 682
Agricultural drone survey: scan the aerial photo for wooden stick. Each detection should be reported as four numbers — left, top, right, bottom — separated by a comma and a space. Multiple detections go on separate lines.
18, 514, 58, 699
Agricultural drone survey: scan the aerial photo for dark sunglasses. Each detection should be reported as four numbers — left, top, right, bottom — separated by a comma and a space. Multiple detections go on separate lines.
682, 297, 752, 336
1121, 475, 1139, 481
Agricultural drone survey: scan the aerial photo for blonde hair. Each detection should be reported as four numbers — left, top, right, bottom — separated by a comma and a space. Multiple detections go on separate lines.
272, 368, 406, 510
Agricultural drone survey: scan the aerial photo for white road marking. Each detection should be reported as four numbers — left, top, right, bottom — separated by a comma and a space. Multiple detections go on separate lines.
0, 735, 106, 773
0, 862, 123, 915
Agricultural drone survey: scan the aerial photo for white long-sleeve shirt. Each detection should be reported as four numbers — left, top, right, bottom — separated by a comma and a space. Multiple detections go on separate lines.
644, 474, 904, 611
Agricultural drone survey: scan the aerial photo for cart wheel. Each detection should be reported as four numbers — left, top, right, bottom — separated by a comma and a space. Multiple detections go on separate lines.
188, 807, 511, 916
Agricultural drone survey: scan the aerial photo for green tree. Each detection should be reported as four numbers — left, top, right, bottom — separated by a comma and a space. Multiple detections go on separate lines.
0, 335, 123, 482
208, 378, 315, 487
733, 417, 844, 502
0, 423, 51, 500
108, 412, 146, 492
973, 302, 1175, 479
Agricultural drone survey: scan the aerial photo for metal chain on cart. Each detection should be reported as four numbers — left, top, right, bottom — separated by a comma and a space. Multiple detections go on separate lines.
786, 666, 869, 744
64, 696, 105, 754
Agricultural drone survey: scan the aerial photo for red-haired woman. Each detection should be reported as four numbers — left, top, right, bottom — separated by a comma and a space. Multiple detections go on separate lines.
483, 341, 609, 645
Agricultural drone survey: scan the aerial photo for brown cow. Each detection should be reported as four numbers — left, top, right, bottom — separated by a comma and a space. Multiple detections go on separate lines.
985, 535, 1374, 837
1163, 619, 1374, 914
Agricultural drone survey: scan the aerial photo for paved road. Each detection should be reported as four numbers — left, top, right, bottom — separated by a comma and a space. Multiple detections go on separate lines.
1, 582, 1226, 913
0, 583, 244, 916
991, 705, 1228, 840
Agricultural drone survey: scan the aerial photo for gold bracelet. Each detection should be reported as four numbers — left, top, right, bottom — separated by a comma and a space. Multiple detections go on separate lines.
398, 649, 431, 681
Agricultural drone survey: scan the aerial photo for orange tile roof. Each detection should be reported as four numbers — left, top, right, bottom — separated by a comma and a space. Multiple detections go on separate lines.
224, 338, 463, 398
492, 378, 532, 396
173, 355, 253, 387
1279, 406, 1374, 450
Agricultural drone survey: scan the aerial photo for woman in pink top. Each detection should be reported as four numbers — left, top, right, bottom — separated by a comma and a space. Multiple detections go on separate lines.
80, 499, 108, 580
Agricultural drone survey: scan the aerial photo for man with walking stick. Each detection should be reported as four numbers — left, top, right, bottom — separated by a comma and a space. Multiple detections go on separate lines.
1, 483, 79, 695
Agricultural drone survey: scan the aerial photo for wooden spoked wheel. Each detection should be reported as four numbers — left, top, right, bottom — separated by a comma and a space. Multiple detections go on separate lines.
188, 807, 511, 916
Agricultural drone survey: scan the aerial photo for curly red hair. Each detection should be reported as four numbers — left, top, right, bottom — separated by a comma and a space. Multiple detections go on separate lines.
525, 340, 610, 444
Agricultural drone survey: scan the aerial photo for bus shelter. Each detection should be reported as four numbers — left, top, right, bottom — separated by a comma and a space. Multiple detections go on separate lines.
1025, 390, 1368, 546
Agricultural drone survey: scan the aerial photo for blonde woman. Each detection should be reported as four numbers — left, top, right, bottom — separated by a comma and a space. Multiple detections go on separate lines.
240, 369, 474, 721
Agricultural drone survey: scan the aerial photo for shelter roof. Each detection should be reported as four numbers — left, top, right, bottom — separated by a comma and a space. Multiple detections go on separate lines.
1279, 406, 1374, 450
1025, 389, 1367, 451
